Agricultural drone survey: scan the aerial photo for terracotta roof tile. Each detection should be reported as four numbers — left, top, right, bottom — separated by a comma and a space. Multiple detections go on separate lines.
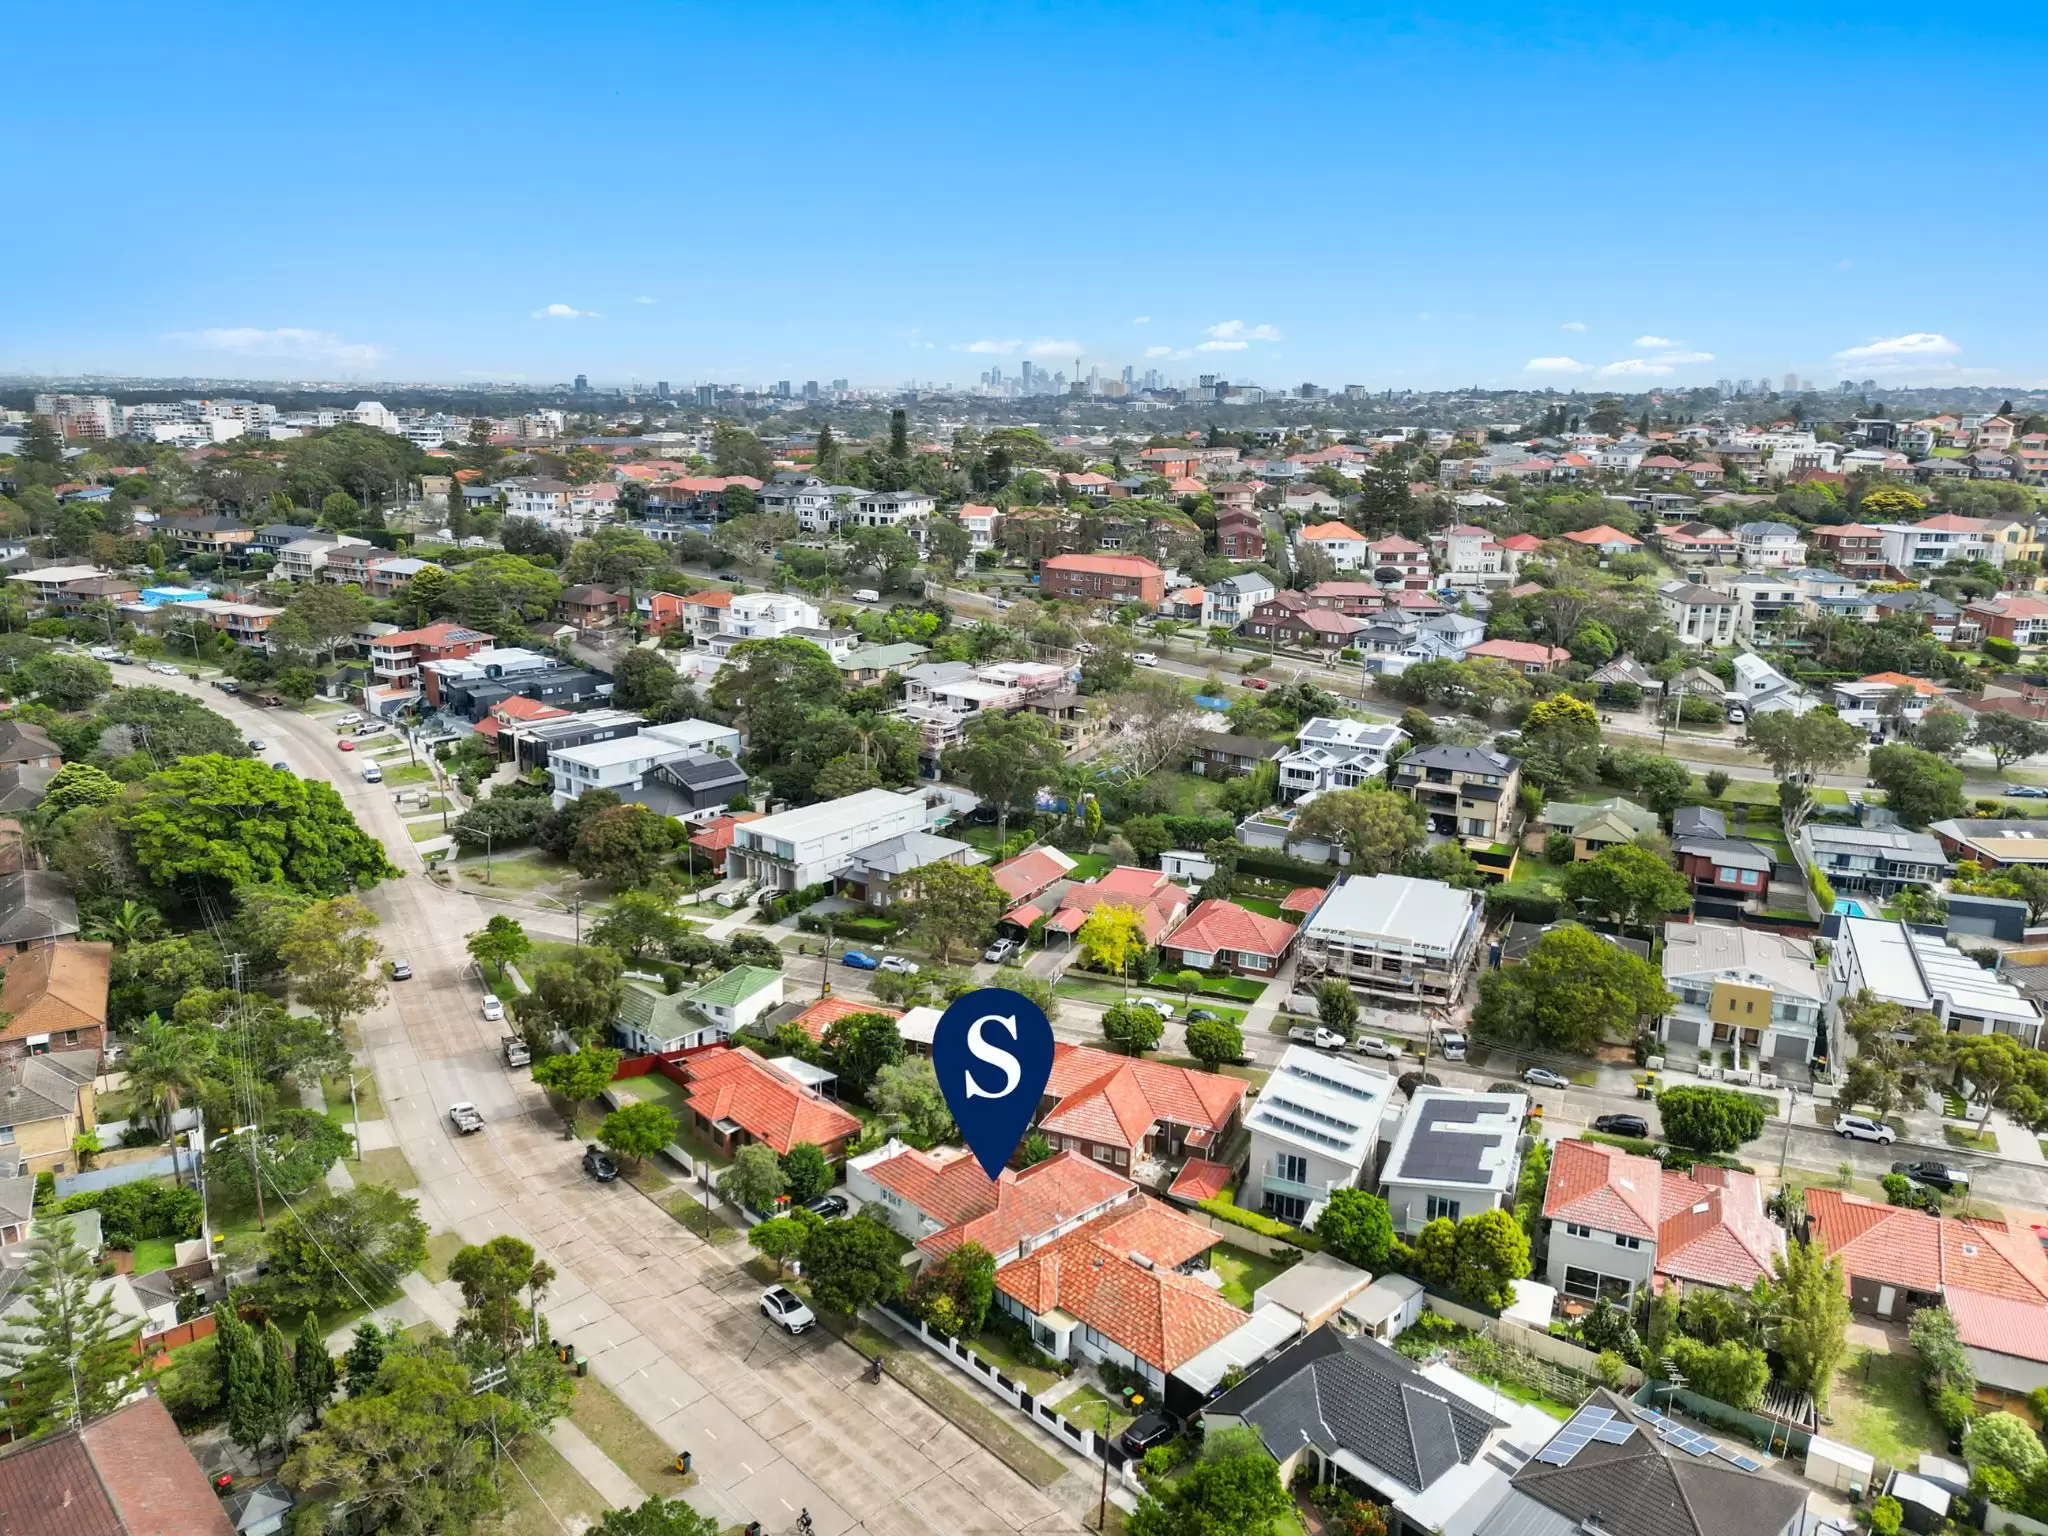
0, 940, 110, 1041
1038, 1044, 1245, 1153
1163, 899, 1298, 960
1947, 1286, 2048, 1363
868, 1145, 1000, 1228
1167, 1157, 1233, 1202
787, 995, 899, 1043
919, 1151, 1137, 1261
992, 846, 1077, 902
677, 1046, 861, 1154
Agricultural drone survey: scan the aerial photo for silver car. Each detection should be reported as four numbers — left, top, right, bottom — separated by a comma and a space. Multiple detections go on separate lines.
1522, 1066, 1571, 1090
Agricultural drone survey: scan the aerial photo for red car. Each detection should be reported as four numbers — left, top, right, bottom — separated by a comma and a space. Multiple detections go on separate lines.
1245, 677, 1269, 690
337, 738, 356, 751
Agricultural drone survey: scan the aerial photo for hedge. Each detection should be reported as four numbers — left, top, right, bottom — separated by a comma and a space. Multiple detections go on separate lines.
1161, 814, 1236, 848
1806, 862, 1836, 910
761, 881, 832, 922
52, 1181, 203, 1249
1197, 1193, 1324, 1252
1232, 846, 1339, 885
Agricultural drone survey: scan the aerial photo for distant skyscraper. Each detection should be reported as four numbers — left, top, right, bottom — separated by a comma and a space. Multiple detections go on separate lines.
1784, 372, 1799, 392
803, 380, 820, 401
1020, 361, 1038, 393
655, 381, 670, 399
696, 383, 714, 407
573, 374, 589, 394
1121, 365, 1134, 390
830, 378, 847, 392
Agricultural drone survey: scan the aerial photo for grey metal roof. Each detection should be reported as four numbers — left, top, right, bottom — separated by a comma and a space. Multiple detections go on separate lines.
1206, 1327, 1499, 1496
1672, 835, 1775, 872
1671, 807, 1726, 840
848, 830, 973, 877
0, 872, 78, 946
1402, 743, 1520, 774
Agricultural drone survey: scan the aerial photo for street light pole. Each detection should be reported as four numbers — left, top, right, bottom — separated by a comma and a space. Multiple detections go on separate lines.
349, 1072, 363, 1163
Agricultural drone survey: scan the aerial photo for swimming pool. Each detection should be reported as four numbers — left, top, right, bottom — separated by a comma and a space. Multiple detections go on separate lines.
1832, 897, 1869, 917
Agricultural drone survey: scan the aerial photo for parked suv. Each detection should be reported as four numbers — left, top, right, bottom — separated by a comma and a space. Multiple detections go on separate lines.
1352, 1035, 1402, 1061
1835, 1114, 1895, 1145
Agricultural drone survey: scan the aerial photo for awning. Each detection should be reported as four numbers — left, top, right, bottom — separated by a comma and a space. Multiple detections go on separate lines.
1171, 1303, 1302, 1396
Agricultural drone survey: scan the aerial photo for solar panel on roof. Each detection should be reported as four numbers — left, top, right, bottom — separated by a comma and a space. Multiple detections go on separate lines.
1592, 1421, 1637, 1444
1678, 1435, 1713, 1456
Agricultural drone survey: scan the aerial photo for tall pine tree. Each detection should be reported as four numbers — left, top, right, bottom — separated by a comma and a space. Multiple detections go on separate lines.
0, 1227, 149, 1440
258, 1321, 297, 1452
294, 1312, 337, 1425
218, 1305, 266, 1452
343, 1320, 386, 1398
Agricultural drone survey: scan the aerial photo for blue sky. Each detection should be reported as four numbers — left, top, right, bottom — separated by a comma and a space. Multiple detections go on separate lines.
5, 2, 2042, 391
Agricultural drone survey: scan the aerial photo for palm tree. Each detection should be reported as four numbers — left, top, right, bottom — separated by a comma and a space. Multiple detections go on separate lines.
124, 1018, 206, 1137
87, 900, 161, 949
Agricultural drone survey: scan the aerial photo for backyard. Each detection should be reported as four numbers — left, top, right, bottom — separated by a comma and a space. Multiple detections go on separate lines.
1209, 1243, 1291, 1309
1828, 1344, 1944, 1468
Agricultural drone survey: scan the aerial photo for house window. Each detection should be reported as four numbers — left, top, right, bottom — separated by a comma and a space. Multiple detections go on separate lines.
1276, 1154, 1308, 1184
1614, 1234, 1642, 1250
1094, 1145, 1113, 1163
0, 1125, 12, 1145
1425, 1195, 1461, 1222
1563, 1266, 1601, 1300
1564, 1222, 1594, 1239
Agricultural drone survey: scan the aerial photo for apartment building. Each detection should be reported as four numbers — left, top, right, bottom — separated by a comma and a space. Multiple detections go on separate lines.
159, 516, 255, 559
276, 533, 371, 582
1735, 521, 1805, 567
1878, 514, 2007, 573
1659, 581, 1738, 646
724, 787, 933, 892
1039, 553, 1165, 605
1378, 1087, 1525, 1235
1829, 915, 2043, 1047
1199, 572, 1273, 630
1720, 572, 1802, 643
1391, 743, 1521, 842
369, 621, 494, 700
1278, 717, 1407, 798
1297, 873, 1484, 1009
1659, 921, 1825, 1066
1244, 1046, 1394, 1225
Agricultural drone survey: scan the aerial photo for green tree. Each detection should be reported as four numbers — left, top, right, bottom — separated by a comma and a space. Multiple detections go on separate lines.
1473, 925, 1673, 1053
1562, 843, 1690, 933
900, 862, 1004, 963
782, 1142, 833, 1204
599, 1099, 678, 1170
1453, 1208, 1531, 1309
1078, 903, 1150, 992
294, 1310, 337, 1426
1185, 1015, 1245, 1070
285, 1342, 530, 1535
209, 1110, 355, 1202
1964, 1411, 2045, 1476
571, 802, 682, 885
1127, 1423, 1290, 1536
1413, 1217, 1458, 1287
40, 761, 121, 821
255, 1320, 298, 1451
910, 1242, 997, 1335
800, 1213, 910, 1315
590, 1496, 723, 1536
516, 948, 625, 1048
749, 1216, 808, 1276
342, 1320, 387, 1398
279, 894, 385, 1039
262, 1183, 430, 1315
719, 1143, 787, 1213
589, 887, 691, 963
1316, 978, 1359, 1040
20, 652, 113, 710
466, 913, 531, 978
1315, 1188, 1394, 1269
1839, 991, 1946, 1118
1952, 1031, 2030, 1129
821, 1011, 905, 1099
1745, 710, 1862, 782
1515, 694, 1602, 791
1657, 1085, 1767, 1154
1285, 785, 1426, 875
870, 1059, 957, 1143
1866, 741, 1965, 828
941, 711, 1065, 844
446, 1235, 556, 1357
1101, 1001, 1165, 1056
710, 637, 846, 768
1975, 712, 2048, 771
1771, 1239, 1849, 1410
612, 647, 680, 712
218, 1305, 265, 1449
1915, 706, 1972, 759
531, 1046, 624, 1131
118, 756, 398, 896
0, 1226, 150, 1440
1667, 1335, 1770, 1410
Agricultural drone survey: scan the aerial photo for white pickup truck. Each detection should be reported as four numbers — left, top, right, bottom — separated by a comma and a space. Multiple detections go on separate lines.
1287, 1025, 1346, 1051
501, 1036, 531, 1067
448, 1102, 484, 1135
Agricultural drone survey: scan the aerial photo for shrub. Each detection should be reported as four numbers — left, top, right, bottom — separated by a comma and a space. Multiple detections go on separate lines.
1197, 1193, 1322, 1252
52, 1181, 203, 1249
1870, 1496, 1903, 1536
154, 1336, 225, 1427
1595, 1350, 1629, 1390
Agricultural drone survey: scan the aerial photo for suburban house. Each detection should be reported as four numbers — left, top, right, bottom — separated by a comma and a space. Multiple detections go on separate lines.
1659, 582, 1739, 647
1929, 818, 2048, 870
0, 1050, 97, 1173
672, 1045, 861, 1165
1796, 823, 1950, 897
723, 788, 933, 892
1543, 1138, 1785, 1304
1304, 580, 1390, 617
1828, 673, 1948, 736
1537, 796, 1658, 860
838, 830, 980, 909
1808, 523, 1888, 579
0, 869, 81, 950
1874, 590, 1978, 645
1967, 594, 2048, 648
1656, 522, 1740, 565
1464, 639, 1569, 674
1298, 874, 1485, 1010
369, 620, 494, 702
0, 1394, 236, 1536
1560, 525, 1642, 556
1203, 1327, 1504, 1509
1215, 509, 1267, 561
1671, 808, 1778, 902
1735, 521, 1805, 567
1828, 915, 2043, 1048
1189, 732, 1284, 780
1659, 922, 1825, 1067
615, 969, 757, 1054
1158, 898, 1300, 976
989, 845, 1076, 906
0, 939, 111, 1060
557, 585, 631, 628
851, 1144, 1133, 1259
1378, 1087, 1527, 1235
1243, 1045, 1395, 1225
1039, 553, 1164, 606
547, 718, 746, 813
1367, 536, 1432, 586
1392, 743, 1522, 842
0, 720, 61, 771
1946, 1286, 2048, 1398
1033, 1043, 1247, 1177
1277, 717, 1407, 798
1805, 1187, 2048, 1320
1296, 521, 1372, 571
1042, 865, 1190, 945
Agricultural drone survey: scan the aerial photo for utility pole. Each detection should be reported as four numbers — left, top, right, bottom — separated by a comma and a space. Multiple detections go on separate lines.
228, 953, 264, 1230
349, 1072, 363, 1163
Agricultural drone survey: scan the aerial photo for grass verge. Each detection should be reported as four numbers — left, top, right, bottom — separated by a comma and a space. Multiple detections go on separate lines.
568, 1375, 672, 1497
498, 1429, 611, 1536
1051, 1383, 1134, 1443
323, 1071, 383, 1123
355, 1146, 419, 1189
422, 1231, 467, 1283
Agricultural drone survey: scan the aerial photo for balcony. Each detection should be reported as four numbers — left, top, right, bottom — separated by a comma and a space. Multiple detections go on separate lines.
1263, 1174, 1327, 1203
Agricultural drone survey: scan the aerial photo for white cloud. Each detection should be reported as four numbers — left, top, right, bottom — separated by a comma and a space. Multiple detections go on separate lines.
533, 302, 598, 319
1597, 358, 1675, 377
1206, 320, 1281, 342
961, 338, 1020, 355
1560, 321, 1588, 332
633, 295, 656, 305
167, 327, 383, 365
1144, 345, 1192, 360
1026, 337, 1081, 357
1832, 332, 1959, 362
1197, 339, 1249, 352
1632, 335, 1675, 349
1654, 350, 1715, 364
1524, 356, 1591, 375
1133, 316, 1151, 325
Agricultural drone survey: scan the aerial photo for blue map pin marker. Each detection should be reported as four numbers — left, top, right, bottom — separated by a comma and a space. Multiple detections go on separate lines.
932, 987, 1055, 1180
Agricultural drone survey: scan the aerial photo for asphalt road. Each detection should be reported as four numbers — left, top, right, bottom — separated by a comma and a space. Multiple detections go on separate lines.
113, 667, 1102, 1536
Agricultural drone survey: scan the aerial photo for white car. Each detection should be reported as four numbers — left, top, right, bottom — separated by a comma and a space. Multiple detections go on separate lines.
1138, 997, 1174, 1019
1353, 1035, 1403, 1061
1522, 1066, 1572, 1090
150, 662, 180, 675
335, 712, 363, 727
481, 996, 504, 1021
878, 956, 920, 975
760, 1285, 816, 1335
1133, 652, 1159, 667
1835, 1113, 1896, 1145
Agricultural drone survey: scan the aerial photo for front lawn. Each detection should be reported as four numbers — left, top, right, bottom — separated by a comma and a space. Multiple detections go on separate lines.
966, 1328, 1064, 1394
379, 763, 434, 787
421, 1231, 466, 1283
1144, 971, 1267, 1001
615, 1072, 691, 1118
1210, 1243, 1291, 1310
453, 854, 571, 891
408, 820, 451, 843
1052, 1382, 1135, 1442
1829, 1345, 1945, 1467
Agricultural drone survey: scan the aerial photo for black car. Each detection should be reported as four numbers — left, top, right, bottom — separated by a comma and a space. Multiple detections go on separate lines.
1892, 1160, 1969, 1193
582, 1145, 619, 1182
1187, 1008, 1218, 1023
1119, 1412, 1179, 1457
1593, 1114, 1650, 1139
805, 1194, 850, 1219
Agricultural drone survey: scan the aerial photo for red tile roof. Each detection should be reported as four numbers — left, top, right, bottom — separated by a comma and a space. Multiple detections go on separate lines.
1561, 524, 1643, 547
1039, 1044, 1246, 1153
1545, 1140, 1783, 1289
1856, 672, 1945, 695
994, 1198, 1240, 1371
688, 810, 765, 857
677, 1045, 861, 1154
1043, 553, 1164, 579
492, 694, 572, 722
1053, 867, 1188, 943
1466, 639, 1571, 666
378, 620, 493, 649
1280, 886, 1326, 915
1806, 1188, 2048, 1301
0, 1395, 237, 1536
1300, 522, 1367, 543
1544, 1138, 1663, 1239
992, 846, 1077, 902
867, 1145, 1001, 1229
1947, 1286, 2048, 1364
1163, 899, 1299, 961
1167, 1157, 1234, 1203
918, 1150, 1136, 1260
683, 589, 733, 609
787, 994, 899, 1043
1499, 533, 1545, 552
1369, 536, 1426, 554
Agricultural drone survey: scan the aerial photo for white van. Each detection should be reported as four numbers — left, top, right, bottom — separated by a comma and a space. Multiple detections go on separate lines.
1439, 1032, 1468, 1062
852, 588, 881, 604
360, 763, 383, 784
